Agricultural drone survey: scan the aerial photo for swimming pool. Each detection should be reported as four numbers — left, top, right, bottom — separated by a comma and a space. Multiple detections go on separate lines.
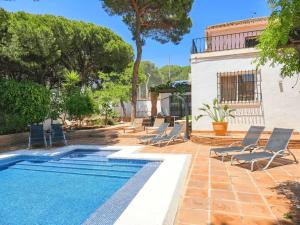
0, 149, 160, 225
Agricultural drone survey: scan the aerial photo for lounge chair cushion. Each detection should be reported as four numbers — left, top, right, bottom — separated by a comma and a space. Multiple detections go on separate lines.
51, 124, 67, 145
146, 126, 159, 131
241, 126, 265, 146
139, 123, 169, 144
211, 146, 244, 154
264, 128, 293, 152
151, 124, 183, 145
139, 134, 157, 141
233, 152, 275, 161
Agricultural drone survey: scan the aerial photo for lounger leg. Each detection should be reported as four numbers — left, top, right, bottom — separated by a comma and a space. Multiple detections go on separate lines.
222, 154, 226, 162
46, 134, 52, 148
63, 133, 68, 145
166, 138, 174, 147
287, 148, 298, 163
230, 156, 235, 165
251, 160, 256, 172
28, 137, 31, 149
262, 154, 279, 171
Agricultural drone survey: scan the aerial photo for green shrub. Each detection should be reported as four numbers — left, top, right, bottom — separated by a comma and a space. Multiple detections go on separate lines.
64, 90, 94, 124
0, 80, 51, 134
181, 115, 192, 120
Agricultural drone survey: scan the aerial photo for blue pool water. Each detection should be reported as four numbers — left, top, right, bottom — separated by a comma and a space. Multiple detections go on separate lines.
0, 149, 156, 225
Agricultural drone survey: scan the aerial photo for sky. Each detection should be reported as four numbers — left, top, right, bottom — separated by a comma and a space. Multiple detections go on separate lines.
0, 0, 271, 67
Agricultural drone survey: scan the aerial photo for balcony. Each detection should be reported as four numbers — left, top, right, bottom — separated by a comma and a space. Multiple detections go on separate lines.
191, 30, 264, 54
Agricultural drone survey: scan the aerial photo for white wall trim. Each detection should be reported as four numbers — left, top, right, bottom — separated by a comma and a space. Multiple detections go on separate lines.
191, 48, 260, 63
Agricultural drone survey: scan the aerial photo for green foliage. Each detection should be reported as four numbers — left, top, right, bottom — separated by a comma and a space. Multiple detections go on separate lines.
98, 63, 146, 103
283, 212, 293, 220
159, 65, 190, 83
49, 90, 64, 120
139, 61, 191, 96
139, 61, 190, 98
64, 89, 94, 123
181, 115, 192, 120
0, 79, 50, 134
102, 0, 193, 45
150, 82, 172, 93
62, 70, 81, 92
94, 94, 120, 125
92, 64, 144, 122
48, 70, 80, 120
0, 8, 133, 86
140, 61, 162, 86
102, 0, 193, 119
195, 99, 235, 122
150, 81, 190, 95
257, 0, 300, 77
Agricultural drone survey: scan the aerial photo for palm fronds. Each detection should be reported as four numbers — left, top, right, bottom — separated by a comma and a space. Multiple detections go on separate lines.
195, 98, 235, 122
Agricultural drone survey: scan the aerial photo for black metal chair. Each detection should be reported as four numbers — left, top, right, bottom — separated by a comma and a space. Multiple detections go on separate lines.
28, 124, 47, 149
49, 124, 68, 147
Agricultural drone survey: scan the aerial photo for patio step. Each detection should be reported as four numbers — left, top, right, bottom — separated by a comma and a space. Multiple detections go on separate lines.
10, 163, 136, 178
190, 131, 300, 149
57, 158, 145, 168
18, 161, 141, 173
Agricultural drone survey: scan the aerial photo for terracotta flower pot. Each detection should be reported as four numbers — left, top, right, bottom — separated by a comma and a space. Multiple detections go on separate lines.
212, 122, 228, 136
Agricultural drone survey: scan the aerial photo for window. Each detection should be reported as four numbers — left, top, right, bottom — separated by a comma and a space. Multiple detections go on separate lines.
245, 36, 259, 48
217, 70, 261, 103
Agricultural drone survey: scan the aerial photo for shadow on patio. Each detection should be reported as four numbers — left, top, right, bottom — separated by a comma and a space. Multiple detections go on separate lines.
272, 181, 300, 224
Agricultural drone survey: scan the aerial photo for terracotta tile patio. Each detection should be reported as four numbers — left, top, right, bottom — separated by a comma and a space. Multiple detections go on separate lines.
67, 129, 300, 225
1, 127, 300, 225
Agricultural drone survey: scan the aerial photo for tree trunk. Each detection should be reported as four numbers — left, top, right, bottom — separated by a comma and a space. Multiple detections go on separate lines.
105, 112, 108, 126
120, 100, 126, 119
131, 38, 142, 122
150, 92, 159, 117
131, 2, 142, 122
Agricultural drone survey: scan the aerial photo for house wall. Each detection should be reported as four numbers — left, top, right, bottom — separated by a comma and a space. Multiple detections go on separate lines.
191, 49, 300, 131
114, 100, 161, 118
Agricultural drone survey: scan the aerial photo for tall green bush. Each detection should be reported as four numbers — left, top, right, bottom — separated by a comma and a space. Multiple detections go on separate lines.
0, 80, 50, 134
64, 90, 94, 125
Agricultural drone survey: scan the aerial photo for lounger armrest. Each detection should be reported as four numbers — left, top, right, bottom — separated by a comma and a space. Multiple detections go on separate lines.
157, 133, 166, 138
254, 146, 264, 151
154, 134, 176, 143
241, 144, 257, 152
274, 149, 286, 155
247, 146, 265, 153
169, 135, 180, 141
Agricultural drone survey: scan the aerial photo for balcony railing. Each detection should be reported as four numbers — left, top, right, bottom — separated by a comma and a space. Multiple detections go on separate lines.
192, 30, 264, 54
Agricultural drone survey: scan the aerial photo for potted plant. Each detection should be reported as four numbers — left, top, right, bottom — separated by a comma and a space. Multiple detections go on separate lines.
195, 98, 235, 136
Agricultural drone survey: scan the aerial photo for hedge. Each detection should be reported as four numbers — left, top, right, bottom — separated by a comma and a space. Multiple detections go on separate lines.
0, 80, 50, 134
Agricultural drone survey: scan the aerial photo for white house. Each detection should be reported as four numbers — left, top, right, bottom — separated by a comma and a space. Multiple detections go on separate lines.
191, 17, 300, 131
